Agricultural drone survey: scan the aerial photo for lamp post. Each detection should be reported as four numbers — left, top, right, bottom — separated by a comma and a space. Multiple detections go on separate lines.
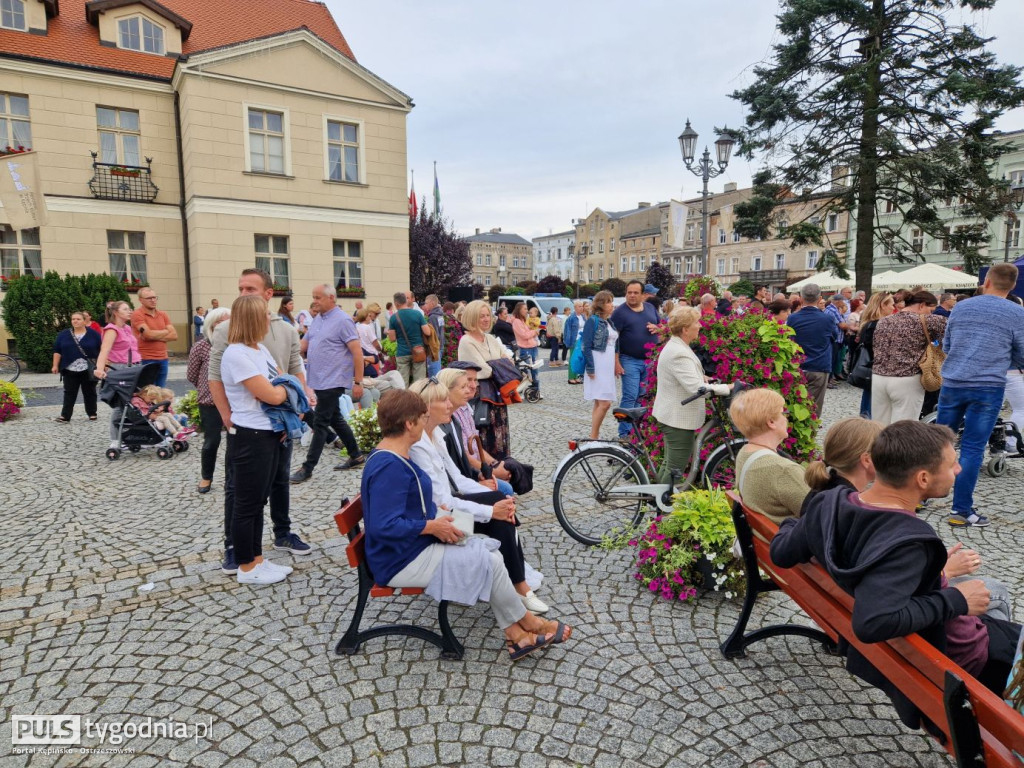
573, 244, 587, 298
1003, 177, 1024, 263
678, 119, 735, 275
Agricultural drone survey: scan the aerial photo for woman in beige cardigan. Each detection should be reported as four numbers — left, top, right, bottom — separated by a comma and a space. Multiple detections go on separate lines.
457, 300, 515, 458
652, 307, 730, 484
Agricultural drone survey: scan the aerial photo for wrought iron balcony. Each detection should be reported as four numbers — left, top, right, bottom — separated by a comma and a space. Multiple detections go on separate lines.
89, 153, 159, 202
739, 269, 789, 284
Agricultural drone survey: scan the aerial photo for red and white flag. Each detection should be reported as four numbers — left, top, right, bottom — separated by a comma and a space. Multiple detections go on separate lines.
408, 176, 418, 219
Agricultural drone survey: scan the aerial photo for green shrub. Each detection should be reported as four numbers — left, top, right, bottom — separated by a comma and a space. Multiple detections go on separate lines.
0, 380, 24, 422
1, 272, 130, 372
348, 405, 381, 453
175, 389, 202, 432
728, 278, 756, 298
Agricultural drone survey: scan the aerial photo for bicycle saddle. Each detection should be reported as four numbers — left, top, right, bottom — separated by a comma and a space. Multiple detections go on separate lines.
612, 407, 647, 423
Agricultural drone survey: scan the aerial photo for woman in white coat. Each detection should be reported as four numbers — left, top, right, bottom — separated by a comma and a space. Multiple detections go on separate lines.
651, 307, 730, 484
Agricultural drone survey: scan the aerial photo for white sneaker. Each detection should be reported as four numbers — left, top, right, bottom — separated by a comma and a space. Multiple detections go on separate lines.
521, 590, 549, 613
237, 562, 287, 585
262, 560, 293, 575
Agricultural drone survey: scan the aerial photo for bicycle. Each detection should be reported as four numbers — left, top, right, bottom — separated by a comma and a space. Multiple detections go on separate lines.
552, 383, 747, 545
0, 352, 20, 383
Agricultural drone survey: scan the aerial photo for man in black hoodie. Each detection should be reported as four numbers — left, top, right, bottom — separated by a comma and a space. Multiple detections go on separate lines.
771, 420, 1020, 728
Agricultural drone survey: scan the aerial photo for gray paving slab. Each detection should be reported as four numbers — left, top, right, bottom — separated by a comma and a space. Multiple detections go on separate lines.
1, 370, 1021, 766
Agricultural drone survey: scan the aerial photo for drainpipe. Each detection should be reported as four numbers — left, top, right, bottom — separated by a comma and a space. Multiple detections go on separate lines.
173, 91, 194, 350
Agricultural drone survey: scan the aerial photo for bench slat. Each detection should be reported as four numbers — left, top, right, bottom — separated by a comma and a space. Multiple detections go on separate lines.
334, 497, 362, 537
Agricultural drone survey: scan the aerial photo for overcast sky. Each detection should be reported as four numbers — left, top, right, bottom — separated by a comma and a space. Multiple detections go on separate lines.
328, 1, 1024, 241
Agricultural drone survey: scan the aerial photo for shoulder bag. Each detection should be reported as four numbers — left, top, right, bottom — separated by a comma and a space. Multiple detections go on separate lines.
372, 449, 473, 542
69, 330, 99, 382
396, 311, 427, 364
918, 316, 945, 393
847, 345, 873, 390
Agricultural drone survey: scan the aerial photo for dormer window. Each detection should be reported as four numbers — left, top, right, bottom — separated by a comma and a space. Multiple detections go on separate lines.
0, 0, 26, 31
118, 15, 164, 54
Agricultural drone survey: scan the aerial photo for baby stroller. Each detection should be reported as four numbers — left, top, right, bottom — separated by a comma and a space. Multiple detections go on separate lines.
99, 364, 191, 461
504, 342, 542, 403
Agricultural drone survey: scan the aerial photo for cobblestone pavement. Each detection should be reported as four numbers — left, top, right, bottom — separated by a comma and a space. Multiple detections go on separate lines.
1, 368, 1021, 767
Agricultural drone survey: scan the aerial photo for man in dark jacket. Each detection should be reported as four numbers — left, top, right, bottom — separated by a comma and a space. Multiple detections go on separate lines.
770, 420, 1020, 729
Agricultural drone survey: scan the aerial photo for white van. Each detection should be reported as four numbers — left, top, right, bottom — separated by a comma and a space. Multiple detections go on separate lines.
495, 293, 575, 341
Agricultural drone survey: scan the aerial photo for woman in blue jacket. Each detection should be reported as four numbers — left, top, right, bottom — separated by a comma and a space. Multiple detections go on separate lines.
51, 311, 102, 422
581, 291, 619, 439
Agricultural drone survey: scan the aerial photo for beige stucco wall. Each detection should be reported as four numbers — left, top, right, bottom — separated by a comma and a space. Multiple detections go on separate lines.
25, 0, 48, 32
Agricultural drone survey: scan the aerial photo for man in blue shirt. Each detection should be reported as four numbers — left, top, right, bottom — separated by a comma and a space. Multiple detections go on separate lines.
937, 263, 1024, 528
786, 283, 837, 418
610, 280, 660, 437
932, 293, 956, 318
291, 283, 365, 483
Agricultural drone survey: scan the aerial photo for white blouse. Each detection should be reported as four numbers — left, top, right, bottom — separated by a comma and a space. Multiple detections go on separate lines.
409, 427, 494, 522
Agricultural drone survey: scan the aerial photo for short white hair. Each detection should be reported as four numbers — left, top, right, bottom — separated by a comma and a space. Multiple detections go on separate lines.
202, 307, 230, 341
700, 293, 715, 305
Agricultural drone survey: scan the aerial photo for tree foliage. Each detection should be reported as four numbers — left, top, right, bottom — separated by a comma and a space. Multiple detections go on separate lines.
516, 280, 538, 295
644, 261, 677, 299
599, 278, 627, 297
472, 282, 486, 300
728, 0, 1024, 291
727, 278, 757, 298
409, 209, 473, 302
487, 284, 506, 303
1, 272, 130, 371
535, 275, 566, 295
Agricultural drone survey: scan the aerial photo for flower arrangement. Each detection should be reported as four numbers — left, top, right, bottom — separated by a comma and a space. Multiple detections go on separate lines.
678, 275, 721, 303
630, 310, 819, 480
122, 276, 149, 292
271, 284, 291, 296
348, 405, 381, 454
442, 312, 464, 367
0, 380, 25, 423
1, 145, 30, 157
108, 165, 142, 177
336, 286, 366, 298
609, 488, 744, 602
175, 389, 202, 432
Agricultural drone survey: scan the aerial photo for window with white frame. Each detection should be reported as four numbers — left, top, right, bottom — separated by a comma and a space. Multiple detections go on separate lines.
499, 254, 506, 267
1, 0, 26, 31
247, 108, 286, 174
333, 240, 363, 290
911, 228, 924, 253
1, 226, 41, 286
476, 254, 482, 266
97, 107, 140, 165
630, 255, 636, 273
673, 257, 681, 275
732, 229, 740, 243
0, 93, 31, 150
775, 253, 785, 270
598, 240, 604, 254
621, 256, 627, 274
255, 235, 289, 288
609, 263, 615, 277
639, 255, 646, 271
884, 200, 896, 213
485, 254, 492, 266
940, 226, 951, 252
777, 220, 789, 237
598, 264, 604, 279
827, 213, 839, 232
588, 266, 593, 282
686, 224, 695, 242
718, 228, 726, 244
807, 250, 819, 269
1009, 170, 1024, 185
609, 238, 615, 251
106, 230, 146, 285
716, 258, 725, 275
685, 256, 694, 274
1009, 219, 1021, 249
326, 120, 360, 183
752, 255, 763, 271
118, 16, 164, 54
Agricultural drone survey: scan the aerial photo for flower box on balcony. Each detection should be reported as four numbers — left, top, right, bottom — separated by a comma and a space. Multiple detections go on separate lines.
0, 146, 30, 157
272, 285, 292, 297
110, 167, 142, 178
122, 281, 149, 293
336, 287, 366, 299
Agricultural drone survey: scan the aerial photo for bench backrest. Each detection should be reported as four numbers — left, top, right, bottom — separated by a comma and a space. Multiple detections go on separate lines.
727, 491, 1024, 767
334, 496, 367, 570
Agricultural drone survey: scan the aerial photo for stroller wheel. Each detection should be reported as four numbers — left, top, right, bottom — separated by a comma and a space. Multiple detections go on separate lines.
156, 446, 173, 460
525, 387, 541, 403
172, 440, 186, 453
105, 448, 121, 461
986, 455, 1007, 477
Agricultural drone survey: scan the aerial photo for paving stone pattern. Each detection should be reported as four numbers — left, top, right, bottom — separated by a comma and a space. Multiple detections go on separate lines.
1, 366, 1021, 767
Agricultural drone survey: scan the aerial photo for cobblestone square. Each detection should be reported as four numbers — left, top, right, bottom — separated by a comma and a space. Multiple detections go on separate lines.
1, 366, 1021, 767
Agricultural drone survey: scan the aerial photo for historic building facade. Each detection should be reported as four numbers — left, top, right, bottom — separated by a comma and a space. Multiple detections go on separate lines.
531, 229, 575, 281
467, 229, 532, 288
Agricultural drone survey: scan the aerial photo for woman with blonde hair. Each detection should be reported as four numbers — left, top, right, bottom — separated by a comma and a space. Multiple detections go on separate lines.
804, 417, 883, 494
652, 306, 730, 483
458, 300, 514, 458
730, 388, 809, 523
581, 290, 618, 439
851, 292, 894, 418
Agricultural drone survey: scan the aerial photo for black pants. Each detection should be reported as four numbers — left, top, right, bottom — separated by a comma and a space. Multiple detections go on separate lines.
977, 614, 1022, 696
60, 369, 97, 420
302, 386, 360, 473
224, 429, 292, 545
459, 489, 526, 585
198, 404, 223, 482
228, 426, 282, 565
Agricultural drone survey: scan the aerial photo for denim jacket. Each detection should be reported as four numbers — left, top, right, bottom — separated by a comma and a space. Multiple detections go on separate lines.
581, 315, 615, 375
261, 373, 311, 439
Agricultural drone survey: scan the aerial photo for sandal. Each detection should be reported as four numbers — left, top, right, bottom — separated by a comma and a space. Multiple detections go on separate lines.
88, 415, 98, 421
507, 632, 554, 661
541, 620, 571, 644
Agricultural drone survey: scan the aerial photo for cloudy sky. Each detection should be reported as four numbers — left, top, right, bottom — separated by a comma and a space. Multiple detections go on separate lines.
328, 1, 1024, 241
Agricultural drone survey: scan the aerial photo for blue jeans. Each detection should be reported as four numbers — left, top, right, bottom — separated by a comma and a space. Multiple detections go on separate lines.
520, 347, 539, 387
549, 338, 560, 362
142, 358, 168, 387
618, 354, 647, 436
859, 387, 871, 418
426, 359, 442, 377
936, 385, 1004, 514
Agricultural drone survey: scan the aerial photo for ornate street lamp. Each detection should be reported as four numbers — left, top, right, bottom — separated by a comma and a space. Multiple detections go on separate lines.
1003, 176, 1024, 262
678, 119, 735, 274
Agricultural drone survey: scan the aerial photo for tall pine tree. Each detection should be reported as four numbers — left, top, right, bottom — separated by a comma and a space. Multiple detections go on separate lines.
729, 0, 1024, 292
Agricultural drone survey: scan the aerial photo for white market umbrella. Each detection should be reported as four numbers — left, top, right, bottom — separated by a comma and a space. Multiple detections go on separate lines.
872, 263, 978, 292
786, 269, 851, 292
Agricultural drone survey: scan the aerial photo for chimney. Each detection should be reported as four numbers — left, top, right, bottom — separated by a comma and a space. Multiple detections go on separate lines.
723, 182, 737, 193
475, 228, 480, 235
638, 202, 650, 208
490, 227, 501, 234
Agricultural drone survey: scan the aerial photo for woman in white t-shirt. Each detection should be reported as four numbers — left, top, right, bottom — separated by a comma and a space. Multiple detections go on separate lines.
221, 294, 290, 585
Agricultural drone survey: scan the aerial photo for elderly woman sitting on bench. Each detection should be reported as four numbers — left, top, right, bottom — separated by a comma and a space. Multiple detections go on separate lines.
360, 389, 572, 661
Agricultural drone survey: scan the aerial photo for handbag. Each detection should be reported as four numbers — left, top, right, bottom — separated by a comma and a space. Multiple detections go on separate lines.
471, 397, 491, 428
395, 311, 427, 364
846, 345, 873, 390
918, 316, 945, 393
69, 330, 98, 383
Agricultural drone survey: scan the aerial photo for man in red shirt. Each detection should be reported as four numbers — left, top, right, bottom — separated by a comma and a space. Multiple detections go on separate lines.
131, 287, 177, 387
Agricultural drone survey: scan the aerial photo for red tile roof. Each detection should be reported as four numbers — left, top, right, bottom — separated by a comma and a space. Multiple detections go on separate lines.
0, 0, 355, 80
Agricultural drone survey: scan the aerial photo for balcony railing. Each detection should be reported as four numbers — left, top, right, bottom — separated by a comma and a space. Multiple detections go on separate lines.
89, 153, 159, 202
739, 269, 789, 284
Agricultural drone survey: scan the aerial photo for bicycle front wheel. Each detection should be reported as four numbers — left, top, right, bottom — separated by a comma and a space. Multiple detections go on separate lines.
553, 448, 651, 546
701, 438, 748, 489
0, 354, 19, 383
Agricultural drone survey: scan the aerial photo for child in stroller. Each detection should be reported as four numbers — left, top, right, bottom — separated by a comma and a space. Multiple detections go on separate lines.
99, 364, 193, 461
132, 385, 196, 441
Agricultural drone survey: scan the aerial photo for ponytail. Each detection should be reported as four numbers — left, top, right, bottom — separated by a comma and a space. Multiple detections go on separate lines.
804, 460, 833, 491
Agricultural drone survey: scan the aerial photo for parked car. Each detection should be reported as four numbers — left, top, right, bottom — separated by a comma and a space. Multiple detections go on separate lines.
494, 293, 575, 342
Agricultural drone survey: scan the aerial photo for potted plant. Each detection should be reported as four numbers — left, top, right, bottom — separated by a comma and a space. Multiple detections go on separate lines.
109, 165, 142, 178
0, 145, 30, 157
606, 488, 745, 602
271, 283, 291, 296
122, 277, 149, 293
335, 286, 366, 298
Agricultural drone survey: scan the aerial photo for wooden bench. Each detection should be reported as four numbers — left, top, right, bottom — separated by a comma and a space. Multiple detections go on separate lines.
723, 491, 1024, 768
333, 495, 464, 660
